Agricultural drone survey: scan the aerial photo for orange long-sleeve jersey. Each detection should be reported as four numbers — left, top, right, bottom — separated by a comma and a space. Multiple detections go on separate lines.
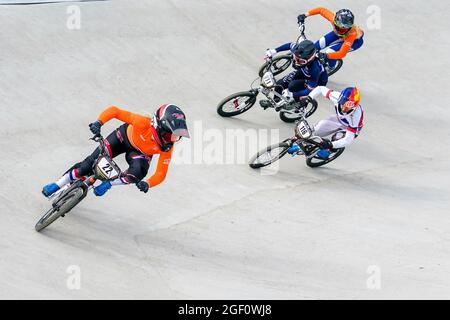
98, 106, 173, 188
307, 7, 364, 60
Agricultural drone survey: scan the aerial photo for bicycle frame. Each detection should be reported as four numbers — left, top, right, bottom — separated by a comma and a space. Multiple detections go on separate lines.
285, 119, 326, 158
85, 136, 122, 187
254, 60, 304, 115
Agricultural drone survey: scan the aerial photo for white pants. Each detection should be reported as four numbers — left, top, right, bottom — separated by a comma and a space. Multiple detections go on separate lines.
313, 115, 355, 148
314, 115, 345, 137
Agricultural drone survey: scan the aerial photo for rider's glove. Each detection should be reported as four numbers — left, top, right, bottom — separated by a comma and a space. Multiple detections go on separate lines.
317, 52, 328, 62
136, 181, 149, 193
89, 120, 102, 136
298, 96, 311, 108
265, 48, 277, 60
319, 138, 334, 150
297, 14, 307, 24
282, 89, 294, 101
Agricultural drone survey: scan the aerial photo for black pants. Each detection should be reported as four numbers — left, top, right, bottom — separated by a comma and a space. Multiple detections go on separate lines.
68, 124, 150, 184
274, 71, 308, 101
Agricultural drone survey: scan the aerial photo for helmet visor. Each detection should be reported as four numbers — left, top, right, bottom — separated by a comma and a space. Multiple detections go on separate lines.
162, 128, 190, 143
162, 130, 191, 144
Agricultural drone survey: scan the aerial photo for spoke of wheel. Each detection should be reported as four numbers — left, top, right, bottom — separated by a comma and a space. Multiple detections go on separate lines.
258, 147, 282, 164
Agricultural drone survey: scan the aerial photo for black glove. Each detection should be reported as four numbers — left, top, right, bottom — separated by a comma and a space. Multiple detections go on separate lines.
319, 138, 333, 150
297, 14, 307, 24
136, 181, 149, 193
298, 96, 311, 108
89, 120, 102, 136
317, 52, 328, 62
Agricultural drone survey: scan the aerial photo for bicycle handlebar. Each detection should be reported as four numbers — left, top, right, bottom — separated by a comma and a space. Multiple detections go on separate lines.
91, 134, 103, 142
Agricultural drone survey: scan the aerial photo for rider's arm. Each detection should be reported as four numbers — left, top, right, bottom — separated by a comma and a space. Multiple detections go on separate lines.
146, 149, 173, 188
331, 130, 355, 149
306, 7, 335, 23
327, 30, 357, 60
275, 42, 294, 52
97, 106, 149, 128
292, 80, 317, 98
308, 86, 341, 104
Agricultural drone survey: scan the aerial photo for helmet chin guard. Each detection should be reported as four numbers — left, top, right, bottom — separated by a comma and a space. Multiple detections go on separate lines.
153, 104, 190, 151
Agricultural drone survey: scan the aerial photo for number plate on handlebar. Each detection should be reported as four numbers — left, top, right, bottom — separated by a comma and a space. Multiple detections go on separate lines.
96, 157, 120, 180
262, 71, 275, 88
295, 120, 312, 139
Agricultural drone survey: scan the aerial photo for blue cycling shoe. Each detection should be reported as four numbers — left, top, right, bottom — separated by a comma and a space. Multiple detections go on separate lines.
287, 144, 301, 155
316, 149, 331, 159
42, 183, 60, 197
93, 181, 112, 196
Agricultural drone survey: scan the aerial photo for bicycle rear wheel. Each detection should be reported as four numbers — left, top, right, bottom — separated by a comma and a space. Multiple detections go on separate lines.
326, 59, 343, 76
306, 148, 345, 168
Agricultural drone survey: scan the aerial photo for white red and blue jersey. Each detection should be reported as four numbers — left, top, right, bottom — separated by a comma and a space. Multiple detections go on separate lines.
309, 86, 364, 148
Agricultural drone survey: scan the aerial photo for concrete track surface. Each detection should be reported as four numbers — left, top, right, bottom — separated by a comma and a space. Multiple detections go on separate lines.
1, 0, 449, 299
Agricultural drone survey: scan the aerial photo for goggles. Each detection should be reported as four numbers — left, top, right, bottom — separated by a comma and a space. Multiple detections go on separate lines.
293, 54, 312, 66
334, 21, 351, 35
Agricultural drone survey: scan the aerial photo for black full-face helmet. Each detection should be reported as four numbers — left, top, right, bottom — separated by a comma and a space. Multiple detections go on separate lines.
153, 104, 190, 152
291, 40, 317, 67
334, 9, 355, 36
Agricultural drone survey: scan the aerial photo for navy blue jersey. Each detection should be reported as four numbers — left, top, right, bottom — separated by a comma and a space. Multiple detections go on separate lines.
275, 42, 328, 97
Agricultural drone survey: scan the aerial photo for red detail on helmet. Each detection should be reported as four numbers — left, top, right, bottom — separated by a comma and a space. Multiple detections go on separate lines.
157, 104, 170, 119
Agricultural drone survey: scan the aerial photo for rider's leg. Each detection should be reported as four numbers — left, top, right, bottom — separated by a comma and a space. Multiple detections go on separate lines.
313, 115, 345, 158
314, 115, 343, 137
314, 119, 340, 160
314, 31, 340, 51
260, 71, 295, 108
93, 152, 150, 196
315, 31, 341, 69
112, 152, 151, 186
275, 71, 297, 101
288, 79, 306, 97
326, 35, 364, 68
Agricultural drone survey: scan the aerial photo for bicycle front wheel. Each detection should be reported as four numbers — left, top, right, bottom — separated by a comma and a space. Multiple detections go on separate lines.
249, 142, 291, 169
216, 91, 257, 117
35, 185, 85, 232
258, 54, 292, 78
